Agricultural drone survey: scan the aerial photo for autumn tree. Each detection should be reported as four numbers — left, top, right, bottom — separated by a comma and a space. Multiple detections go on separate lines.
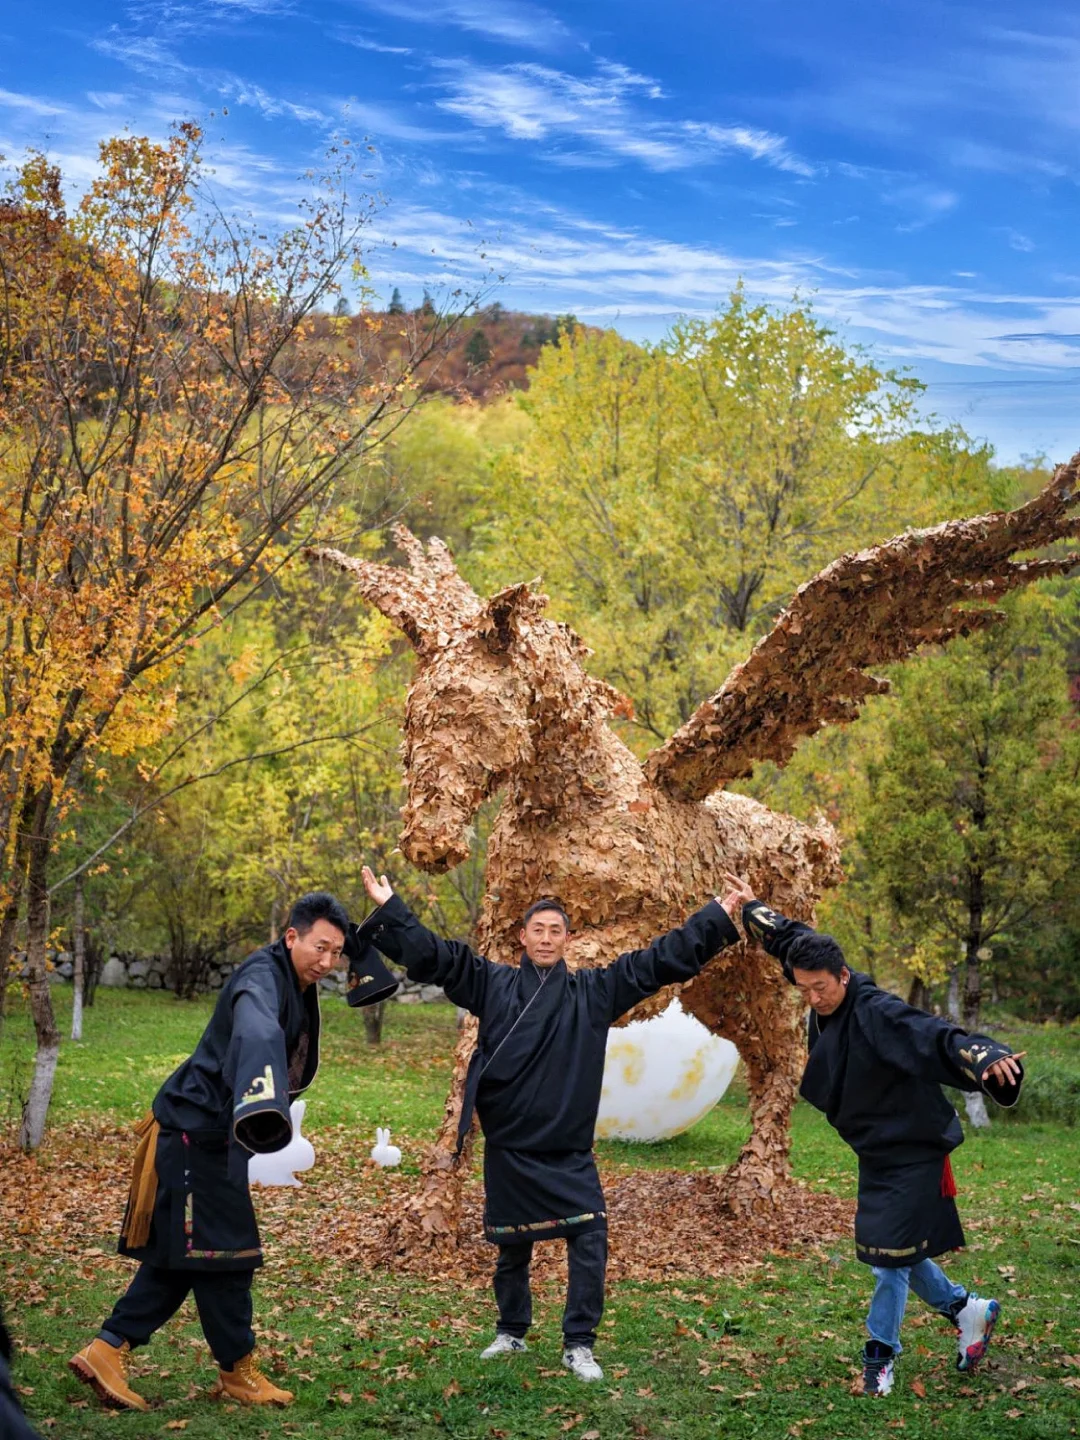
0, 124, 474, 1147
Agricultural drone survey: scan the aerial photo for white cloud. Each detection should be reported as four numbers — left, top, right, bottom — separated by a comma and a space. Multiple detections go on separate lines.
0, 88, 67, 118
687, 122, 815, 177
334, 29, 413, 55
358, 195, 1080, 379
353, 0, 569, 49
432, 59, 814, 175
1004, 228, 1036, 253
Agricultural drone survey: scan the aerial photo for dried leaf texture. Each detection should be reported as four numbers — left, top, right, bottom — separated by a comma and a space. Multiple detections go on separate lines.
311, 459, 1078, 1243
645, 456, 1080, 801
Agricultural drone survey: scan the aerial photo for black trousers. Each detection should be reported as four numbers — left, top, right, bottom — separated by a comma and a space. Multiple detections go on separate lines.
100, 1264, 255, 1369
493, 1229, 607, 1348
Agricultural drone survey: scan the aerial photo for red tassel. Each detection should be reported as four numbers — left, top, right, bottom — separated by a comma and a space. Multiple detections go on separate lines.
941, 1154, 958, 1198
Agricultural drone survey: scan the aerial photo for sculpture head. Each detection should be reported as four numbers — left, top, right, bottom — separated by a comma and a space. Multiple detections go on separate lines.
398, 580, 544, 870
308, 531, 623, 872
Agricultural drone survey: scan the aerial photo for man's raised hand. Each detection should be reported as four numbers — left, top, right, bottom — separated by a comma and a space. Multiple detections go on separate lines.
362, 865, 394, 907
718, 872, 756, 922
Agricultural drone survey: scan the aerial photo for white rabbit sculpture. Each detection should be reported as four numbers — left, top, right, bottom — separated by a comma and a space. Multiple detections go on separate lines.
247, 1099, 316, 1188
370, 1127, 402, 1167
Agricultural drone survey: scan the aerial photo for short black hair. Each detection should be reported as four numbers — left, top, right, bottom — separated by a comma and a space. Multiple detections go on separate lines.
522, 898, 570, 930
288, 891, 350, 939
786, 931, 847, 978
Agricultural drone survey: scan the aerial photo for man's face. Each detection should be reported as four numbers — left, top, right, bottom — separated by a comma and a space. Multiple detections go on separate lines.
519, 910, 569, 968
791, 965, 850, 1016
287, 919, 346, 990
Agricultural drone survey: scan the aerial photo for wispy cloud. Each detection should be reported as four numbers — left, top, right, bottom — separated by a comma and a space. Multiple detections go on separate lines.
354, 0, 569, 49
333, 28, 413, 55
360, 194, 1080, 379
432, 59, 814, 175
0, 88, 67, 118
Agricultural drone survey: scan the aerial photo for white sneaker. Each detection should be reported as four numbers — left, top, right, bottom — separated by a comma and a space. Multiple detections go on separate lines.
562, 1345, 603, 1382
480, 1333, 528, 1359
954, 1295, 1000, 1371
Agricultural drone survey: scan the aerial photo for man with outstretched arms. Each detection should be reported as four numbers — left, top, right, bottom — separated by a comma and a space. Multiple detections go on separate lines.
357, 863, 749, 1382
738, 891, 1024, 1397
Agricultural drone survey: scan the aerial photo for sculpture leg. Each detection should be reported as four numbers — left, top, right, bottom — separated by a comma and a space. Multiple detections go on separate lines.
680, 961, 804, 1216
385, 1015, 478, 1256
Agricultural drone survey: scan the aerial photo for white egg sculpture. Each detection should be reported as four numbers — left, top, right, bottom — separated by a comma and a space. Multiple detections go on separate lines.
596, 1000, 739, 1142
248, 1099, 315, 1187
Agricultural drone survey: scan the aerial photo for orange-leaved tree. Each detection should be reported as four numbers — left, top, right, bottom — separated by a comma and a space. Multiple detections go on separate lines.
0, 123, 473, 1147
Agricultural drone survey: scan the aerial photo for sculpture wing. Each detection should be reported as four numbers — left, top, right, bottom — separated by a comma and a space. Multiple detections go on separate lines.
644, 455, 1080, 803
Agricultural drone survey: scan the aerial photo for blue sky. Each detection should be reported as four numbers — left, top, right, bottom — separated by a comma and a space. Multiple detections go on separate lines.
3, 0, 1079, 462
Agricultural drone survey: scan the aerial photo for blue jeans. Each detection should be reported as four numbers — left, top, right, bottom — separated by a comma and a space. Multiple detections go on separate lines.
866, 1260, 967, 1354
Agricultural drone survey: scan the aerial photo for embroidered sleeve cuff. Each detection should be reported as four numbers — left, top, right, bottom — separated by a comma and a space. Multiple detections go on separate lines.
233, 1105, 291, 1154
742, 899, 779, 945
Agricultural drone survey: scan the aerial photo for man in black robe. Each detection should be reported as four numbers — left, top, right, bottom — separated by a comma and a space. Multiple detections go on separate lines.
738, 890, 1024, 1398
68, 892, 349, 1411
358, 863, 746, 1382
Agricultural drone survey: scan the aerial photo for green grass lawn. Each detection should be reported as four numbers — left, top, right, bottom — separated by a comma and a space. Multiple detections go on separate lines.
2, 989, 1079, 1439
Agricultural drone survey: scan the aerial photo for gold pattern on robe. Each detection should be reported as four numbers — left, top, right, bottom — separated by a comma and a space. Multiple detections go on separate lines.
239, 1065, 276, 1107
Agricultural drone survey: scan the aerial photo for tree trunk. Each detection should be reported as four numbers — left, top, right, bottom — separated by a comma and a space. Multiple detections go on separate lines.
963, 1091, 991, 1129
907, 974, 930, 1012
19, 819, 60, 1151
0, 828, 30, 1038
362, 1000, 386, 1045
71, 873, 85, 1042
0, 890, 20, 1038
946, 962, 962, 1023
383, 1016, 478, 1255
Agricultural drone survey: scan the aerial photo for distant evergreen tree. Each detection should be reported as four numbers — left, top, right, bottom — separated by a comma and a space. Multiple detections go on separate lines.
334, 295, 352, 317
388, 286, 405, 315
464, 328, 492, 366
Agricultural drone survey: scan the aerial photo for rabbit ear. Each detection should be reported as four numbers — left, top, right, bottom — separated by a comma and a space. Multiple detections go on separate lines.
384, 1128, 391, 1142
377, 1127, 386, 1145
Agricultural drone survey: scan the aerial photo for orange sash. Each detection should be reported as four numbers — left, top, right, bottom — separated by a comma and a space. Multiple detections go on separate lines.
119, 1111, 161, 1250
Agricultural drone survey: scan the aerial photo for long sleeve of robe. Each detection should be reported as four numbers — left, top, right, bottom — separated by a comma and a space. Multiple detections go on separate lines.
363, 893, 496, 1014
595, 901, 740, 1021
225, 986, 293, 1154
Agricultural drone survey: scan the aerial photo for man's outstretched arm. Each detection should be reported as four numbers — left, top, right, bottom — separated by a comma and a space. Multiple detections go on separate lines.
603, 874, 753, 1021
359, 864, 497, 1017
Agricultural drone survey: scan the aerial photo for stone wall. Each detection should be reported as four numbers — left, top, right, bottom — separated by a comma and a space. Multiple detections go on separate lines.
14, 953, 446, 1003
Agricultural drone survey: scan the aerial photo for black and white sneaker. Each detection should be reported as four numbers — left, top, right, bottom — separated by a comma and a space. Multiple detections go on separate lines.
562, 1345, 603, 1382
954, 1296, 1000, 1372
480, 1333, 528, 1359
861, 1341, 896, 1397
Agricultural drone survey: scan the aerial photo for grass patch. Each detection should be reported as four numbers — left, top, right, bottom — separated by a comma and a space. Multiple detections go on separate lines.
3, 991, 1080, 1438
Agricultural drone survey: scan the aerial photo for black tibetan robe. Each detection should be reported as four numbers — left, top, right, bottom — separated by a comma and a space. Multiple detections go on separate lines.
743, 900, 1022, 1268
368, 894, 739, 1243
119, 937, 320, 1272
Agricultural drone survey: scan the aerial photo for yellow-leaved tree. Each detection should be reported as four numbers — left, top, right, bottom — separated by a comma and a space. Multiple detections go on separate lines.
472, 293, 1000, 746
0, 124, 473, 1147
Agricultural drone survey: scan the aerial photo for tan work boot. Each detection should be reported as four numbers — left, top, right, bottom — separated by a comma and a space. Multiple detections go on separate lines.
210, 1351, 294, 1406
68, 1337, 149, 1412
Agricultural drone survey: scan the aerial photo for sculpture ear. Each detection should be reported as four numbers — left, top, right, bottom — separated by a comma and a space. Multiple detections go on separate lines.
481, 582, 539, 654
